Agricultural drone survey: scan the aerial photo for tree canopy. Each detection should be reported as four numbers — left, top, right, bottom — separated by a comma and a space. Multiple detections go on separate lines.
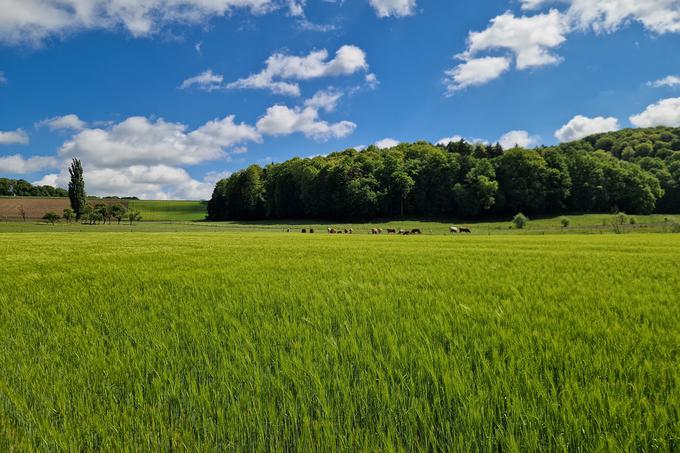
0, 178, 67, 197
208, 127, 680, 221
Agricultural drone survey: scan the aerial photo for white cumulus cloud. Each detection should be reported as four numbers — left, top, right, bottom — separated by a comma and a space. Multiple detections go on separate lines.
36, 114, 87, 131
630, 97, 680, 127
256, 105, 356, 140
374, 138, 400, 149
498, 130, 539, 149
226, 45, 369, 96
0, 129, 29, 145
554, 115, 620, 142
0, 154, 58, 174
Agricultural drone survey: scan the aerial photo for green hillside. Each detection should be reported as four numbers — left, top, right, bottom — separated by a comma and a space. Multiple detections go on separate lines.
127, 200, 207, 221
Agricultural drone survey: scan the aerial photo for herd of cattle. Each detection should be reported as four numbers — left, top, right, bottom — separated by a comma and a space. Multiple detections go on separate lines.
286, 226, 473, 235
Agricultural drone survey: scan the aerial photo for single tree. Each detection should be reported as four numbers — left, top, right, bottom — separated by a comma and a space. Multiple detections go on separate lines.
512, 213, 529, 229
560, 216, 571, 228
391, 171, 414, 218
68, 159, 87, 220
63, 208, 75, 224
127, 210, 142, 225
94, 204, 110, 224
42, 211, 60, 225
110, 204, 127, 224
17, 204, 27, 222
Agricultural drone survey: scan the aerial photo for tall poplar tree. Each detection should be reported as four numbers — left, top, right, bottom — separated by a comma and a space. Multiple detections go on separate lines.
68, 159, 87, 220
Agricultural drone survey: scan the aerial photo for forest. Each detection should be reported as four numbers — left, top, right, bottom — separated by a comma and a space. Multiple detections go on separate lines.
207, 126, 680, 221
0, 178, 68, 198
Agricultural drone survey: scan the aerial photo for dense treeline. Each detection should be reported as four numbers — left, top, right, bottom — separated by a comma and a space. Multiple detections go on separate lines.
0, 178, 68, 198
208, 126, 680, 220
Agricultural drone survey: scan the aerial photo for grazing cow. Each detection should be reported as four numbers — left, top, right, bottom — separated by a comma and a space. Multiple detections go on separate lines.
459, 227, 472, 234
378, 228, 384, 234
402, 230, 411, 235
328, 228, 337, 234
449, 226, 459, 234
286, 228, 292, 233
310, 228, 314, 234
344, 229, 349, 234
398, 229, 407, 234
387, 228, 397, 234
371, 228, 379, 235
349, 229, 353, 234
411, 228, 422, 235
302, 229, 307, 233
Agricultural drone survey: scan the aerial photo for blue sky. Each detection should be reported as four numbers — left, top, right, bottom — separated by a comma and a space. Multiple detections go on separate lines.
1, 0, 680, 199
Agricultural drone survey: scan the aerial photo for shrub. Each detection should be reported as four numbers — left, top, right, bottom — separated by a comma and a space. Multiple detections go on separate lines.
42, 212, 60, 225
513, 213, 529, 229
629, 216, 637, 225
616, 213, 628, 225
560, 216, 571, 228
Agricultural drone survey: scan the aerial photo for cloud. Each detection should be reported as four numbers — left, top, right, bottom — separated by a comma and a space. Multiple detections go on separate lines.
368, 0, 416, 18
36, 114, 87, 131
452, 0, 680, 92
444, 56, 511, 93
462, 10, 568, 70
304, 89, 343, 112
522, 0, 680, 33
554, 115, 620, 142
436, 135, 488, 146
648, 75, 680, 88
226, 45, 369, 96
0, 71, 6, 84
0, 129, 29, 145
59, 115, 261, 168
498, 130, 539, 149
0, 0, 278, 45
256, 105, 356, 140
374, 138, 400, 149
36, 164, 216, 200
0, 154, 58, 174
179, 70, 224, 91
630, 97, 680, 127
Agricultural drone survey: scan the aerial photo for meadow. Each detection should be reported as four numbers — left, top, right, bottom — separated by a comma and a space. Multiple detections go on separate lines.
0, 230, 679, 450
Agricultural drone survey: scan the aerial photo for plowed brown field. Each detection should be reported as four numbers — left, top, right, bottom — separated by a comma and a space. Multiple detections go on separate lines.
0, 197, 128, 220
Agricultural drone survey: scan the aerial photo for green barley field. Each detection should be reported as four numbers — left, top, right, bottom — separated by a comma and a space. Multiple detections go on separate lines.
1, 230, 679, 450
127, 200, 207, 221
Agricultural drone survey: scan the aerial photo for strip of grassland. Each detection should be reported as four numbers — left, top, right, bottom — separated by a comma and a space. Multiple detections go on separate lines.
0, 233, 678, 450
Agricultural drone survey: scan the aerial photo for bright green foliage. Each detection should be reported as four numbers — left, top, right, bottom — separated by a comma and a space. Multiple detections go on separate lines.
208, 128, 677, 221
41, 211, 60, 224
110, 204, 127, 224
512, 212, 529, 229
126, 210, 142, 225
0, 233, 678, 450
68, 159, 87, 220
0, 178, 67, 197
62, 208, 75, 224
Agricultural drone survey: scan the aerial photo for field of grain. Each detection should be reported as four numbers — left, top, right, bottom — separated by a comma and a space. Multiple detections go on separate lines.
127, 200, 207, 221
0, 232, 678, 450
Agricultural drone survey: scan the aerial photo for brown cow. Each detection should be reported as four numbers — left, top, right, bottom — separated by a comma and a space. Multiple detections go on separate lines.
310, 228, 315, 234
459, 227, 472, 234
302, 229, 307, 233
411, 228, 422, 234
387, 228, 397, 234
